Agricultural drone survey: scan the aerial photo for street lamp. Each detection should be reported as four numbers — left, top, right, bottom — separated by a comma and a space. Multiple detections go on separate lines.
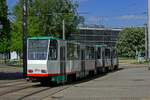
148, 0, 150, 70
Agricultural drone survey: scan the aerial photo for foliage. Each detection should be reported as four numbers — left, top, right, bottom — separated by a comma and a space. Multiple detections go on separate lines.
11, 0, 82, 52
116, 27, 145, 58
11, 22, 22, 54
0, 0, 11, 53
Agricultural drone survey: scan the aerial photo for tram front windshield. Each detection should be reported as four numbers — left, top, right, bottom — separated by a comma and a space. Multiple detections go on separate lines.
28, 39, 49, 60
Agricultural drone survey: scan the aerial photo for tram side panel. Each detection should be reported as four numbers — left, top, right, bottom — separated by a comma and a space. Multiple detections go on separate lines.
104, 48, 112, 71
113, 57, 118, 69
84, 46, 95, 75
95, 46, 106, 73
80, 47, 86, 78
85, 60, 95, 72
46, 40, 67, 83
47, 40, 60, 76
112, 49, 119, 70
66, 42, 81, 75
47, 39, 60, 76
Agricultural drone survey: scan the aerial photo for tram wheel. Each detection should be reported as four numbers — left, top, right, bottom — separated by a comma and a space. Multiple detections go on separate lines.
114, 65, 118, 70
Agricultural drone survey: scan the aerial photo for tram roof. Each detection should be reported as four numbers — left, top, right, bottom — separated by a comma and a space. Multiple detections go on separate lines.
95, 44, 107, 47
28, 36, 61, 40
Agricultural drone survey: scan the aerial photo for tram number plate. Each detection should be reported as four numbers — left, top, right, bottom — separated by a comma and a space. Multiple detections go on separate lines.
35, 69, 40, 72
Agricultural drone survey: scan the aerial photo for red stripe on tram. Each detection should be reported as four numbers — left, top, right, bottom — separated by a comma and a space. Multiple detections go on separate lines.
27, 73, 64, 77
27, 74, 49, 77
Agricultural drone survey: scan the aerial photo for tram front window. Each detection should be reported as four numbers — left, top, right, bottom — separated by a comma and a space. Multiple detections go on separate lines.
28, 39, 48, 60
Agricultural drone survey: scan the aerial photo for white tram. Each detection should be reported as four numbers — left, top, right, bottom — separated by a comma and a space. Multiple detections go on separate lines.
27, 37, 118, 84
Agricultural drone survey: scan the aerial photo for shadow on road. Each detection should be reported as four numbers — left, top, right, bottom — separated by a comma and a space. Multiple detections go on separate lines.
0, 64, 23, 80
0, 72, 23, 80
39, 68, 124, 87
69, 68, 124, 86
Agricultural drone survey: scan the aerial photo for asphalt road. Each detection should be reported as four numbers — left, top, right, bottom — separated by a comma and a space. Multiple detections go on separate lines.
0, 64, 150, 100
0, 64, 23, 80
50, 66, 150, 100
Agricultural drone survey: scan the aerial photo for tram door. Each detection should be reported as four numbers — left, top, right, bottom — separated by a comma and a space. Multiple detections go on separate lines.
111, 49, 113, 69
102, 48, 105, 68
81, 50, 85, 76
60, 47, 66, 75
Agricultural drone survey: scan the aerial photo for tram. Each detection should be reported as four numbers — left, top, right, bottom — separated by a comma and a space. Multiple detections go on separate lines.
27, 37, 118, 84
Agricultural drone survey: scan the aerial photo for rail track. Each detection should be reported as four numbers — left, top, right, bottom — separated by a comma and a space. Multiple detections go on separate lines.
0, 76, 78, 100
0, 65, 123, 99
42, 85, 71, 100
0, 82, 38, 97
0, 79, 25, 85
0, 80, 31, 88
0, 83, 72, 100
1, 72, 105, 100
0, 74, 109, 100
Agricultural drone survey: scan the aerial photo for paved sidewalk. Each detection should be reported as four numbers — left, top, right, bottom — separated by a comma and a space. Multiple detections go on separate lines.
51, 67, 150, 100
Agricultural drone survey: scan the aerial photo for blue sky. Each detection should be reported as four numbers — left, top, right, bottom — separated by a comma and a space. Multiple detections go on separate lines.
7, 0, 147, 28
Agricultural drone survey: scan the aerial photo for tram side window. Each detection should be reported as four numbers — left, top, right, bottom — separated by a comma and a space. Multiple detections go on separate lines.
48, 40, 57, 60
85, 47, 94, 60
90, 47, 95, 60
77, 45, 80, 60
97, 47, 101, 59
105, 48, 110, 59
85, 47, 90, 60
112, 50, 116, 58
67, 43, 80, 60
74, 44, 79, 60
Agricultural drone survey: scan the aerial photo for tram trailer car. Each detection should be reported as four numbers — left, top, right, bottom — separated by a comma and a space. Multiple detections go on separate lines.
95, 45, 118, 73
27, 37, 118, 84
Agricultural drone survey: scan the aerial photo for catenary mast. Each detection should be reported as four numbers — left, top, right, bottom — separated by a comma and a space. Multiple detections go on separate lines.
148, 0, 150, 69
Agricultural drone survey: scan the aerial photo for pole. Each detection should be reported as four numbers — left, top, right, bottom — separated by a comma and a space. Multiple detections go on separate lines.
23, 0, 28, 77
63, 19, 65, 40
148, 0, 150, 58
145, 24, 148, 61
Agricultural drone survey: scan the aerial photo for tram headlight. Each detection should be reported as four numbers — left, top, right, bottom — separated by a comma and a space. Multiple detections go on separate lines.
41, 69, 47, 73
28, 69, 33, 73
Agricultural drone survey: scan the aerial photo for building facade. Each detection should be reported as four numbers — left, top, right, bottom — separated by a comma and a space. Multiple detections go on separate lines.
68, 27, 122, 47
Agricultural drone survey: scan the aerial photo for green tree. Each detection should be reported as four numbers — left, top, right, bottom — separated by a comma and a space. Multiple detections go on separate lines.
11, 22, 22, 55
0, 0, 11, 53
116, 27, 145, 58
11, 0, 82, 52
